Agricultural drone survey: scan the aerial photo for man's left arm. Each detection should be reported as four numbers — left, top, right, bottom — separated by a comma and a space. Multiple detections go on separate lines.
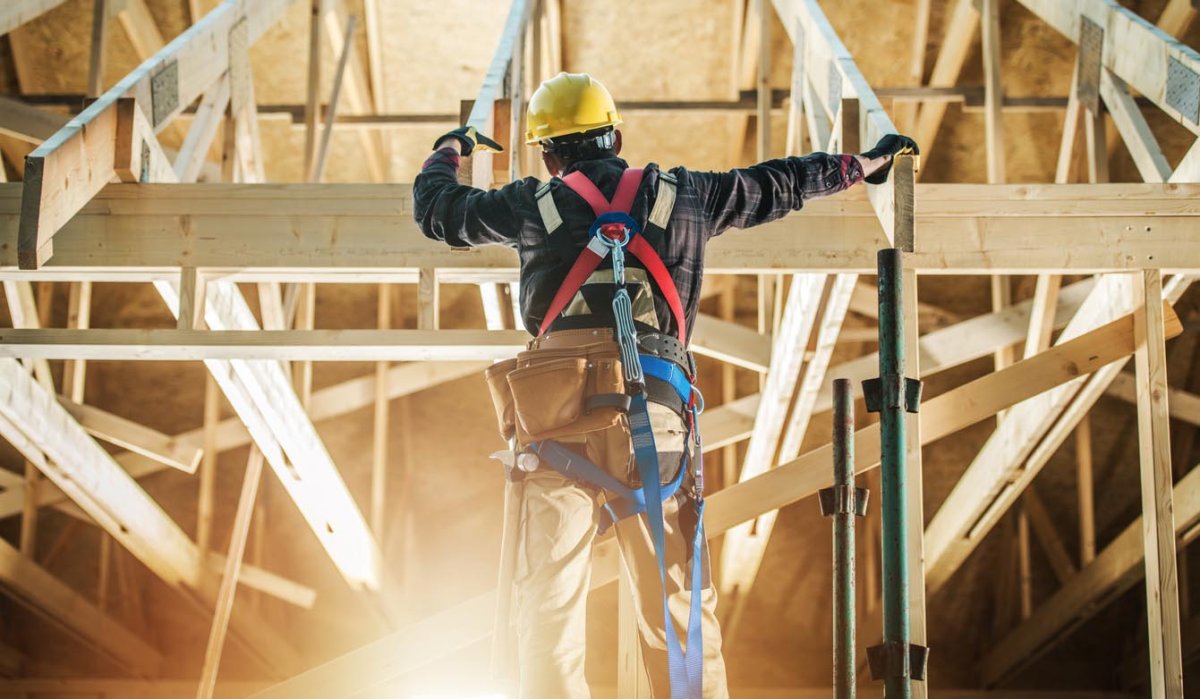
412, 131, 522, 248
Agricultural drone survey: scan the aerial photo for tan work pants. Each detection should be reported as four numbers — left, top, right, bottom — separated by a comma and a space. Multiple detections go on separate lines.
512, 401, 729, 698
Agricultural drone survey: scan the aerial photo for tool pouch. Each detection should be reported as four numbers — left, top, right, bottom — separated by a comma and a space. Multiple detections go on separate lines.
492, 341, 627, 444
485, 358, 520, 441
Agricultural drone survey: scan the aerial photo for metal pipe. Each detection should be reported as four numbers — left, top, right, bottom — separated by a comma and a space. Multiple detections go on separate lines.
831, 377, 856, 699
877, 248, 910, 699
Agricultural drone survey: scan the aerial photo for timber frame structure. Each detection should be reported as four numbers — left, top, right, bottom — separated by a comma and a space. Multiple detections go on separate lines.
1, 0, 1200, 696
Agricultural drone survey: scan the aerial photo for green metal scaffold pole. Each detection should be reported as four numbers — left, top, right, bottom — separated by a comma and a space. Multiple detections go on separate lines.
865, 248, 927, 698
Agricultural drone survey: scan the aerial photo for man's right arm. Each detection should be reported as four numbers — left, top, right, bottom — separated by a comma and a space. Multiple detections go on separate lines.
412, 131, 520, 248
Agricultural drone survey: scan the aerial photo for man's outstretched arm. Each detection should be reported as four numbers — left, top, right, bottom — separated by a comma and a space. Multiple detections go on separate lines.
412, 130, 522, 248
686, 134, 917, 238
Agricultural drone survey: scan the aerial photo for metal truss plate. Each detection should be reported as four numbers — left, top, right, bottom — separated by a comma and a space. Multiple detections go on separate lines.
150, 60, 179, 128
1076, 16, 1104, 115
1167, 56, 1200, 125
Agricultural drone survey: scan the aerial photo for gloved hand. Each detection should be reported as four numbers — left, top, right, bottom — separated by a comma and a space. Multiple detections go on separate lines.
434, 126, 504, 157
860, 134, 919, 185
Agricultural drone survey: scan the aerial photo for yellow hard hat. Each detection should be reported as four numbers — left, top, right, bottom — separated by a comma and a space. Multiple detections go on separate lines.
525, 72, 622, 145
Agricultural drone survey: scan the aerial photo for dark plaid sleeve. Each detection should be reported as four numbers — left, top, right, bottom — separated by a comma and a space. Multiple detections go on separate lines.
682, 153, 864, 239
412, 147, 522, 248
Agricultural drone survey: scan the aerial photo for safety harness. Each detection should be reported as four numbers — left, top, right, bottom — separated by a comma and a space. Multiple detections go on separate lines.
530, 167, 706, 698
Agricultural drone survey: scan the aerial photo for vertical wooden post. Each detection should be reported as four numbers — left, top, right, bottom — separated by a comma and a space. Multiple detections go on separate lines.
418, 269, 439, 331
196, 447, 266, 699
303, 0, 323, 177
371, 283, 390, 540
1017, 505, 1032, 620
755, 0, 771, 161
1076, 415, 1096, 565
1133, 269, 1184, 698
19, 464, 38, 557
177, 267, 206, 331
88, 0, 110, 97
197, 374, 219, 556
903, 263, 928, 699
294, 283, 316, 410
62, 281, 92, 403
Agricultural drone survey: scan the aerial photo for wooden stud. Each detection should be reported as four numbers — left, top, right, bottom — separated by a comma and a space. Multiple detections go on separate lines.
174, 76, 231, 183
321, 1, 387, 182
19, 463, 38, 557
913, 0, 980, 158
62, 281, 92, 403
1023, 487, 1077, 585
196, 447, 266, 699
197, 374, 218, 557
303, 0, 322, 177
311, 15, 358, 184
176, 267, 206, 331
981, 0, 1005, 185
755, 0, 770, 161
1076, 415, 1096, 565
113, 0, 165, 61
1133, 269, 1185, 698
418, 268, 439, 331
293, 283, 316, 410
1017, 505, 1033, 620
894, 0, 932, 133
371, 283, 389, 539
87, 0, 110, 98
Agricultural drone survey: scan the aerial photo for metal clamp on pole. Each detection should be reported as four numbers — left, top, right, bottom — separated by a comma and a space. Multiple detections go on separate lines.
866, 640, 930, 682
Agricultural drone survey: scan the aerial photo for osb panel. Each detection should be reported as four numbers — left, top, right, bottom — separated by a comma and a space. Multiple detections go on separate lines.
375, 0, 512, 113
563, 0, 738, 101
8, 0, 145, 94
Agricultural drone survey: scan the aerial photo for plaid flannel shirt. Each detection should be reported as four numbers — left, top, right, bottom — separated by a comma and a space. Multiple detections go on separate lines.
413, 149, 864, 342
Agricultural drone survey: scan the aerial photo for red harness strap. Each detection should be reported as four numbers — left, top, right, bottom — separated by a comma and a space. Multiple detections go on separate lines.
536, 169, 687, 343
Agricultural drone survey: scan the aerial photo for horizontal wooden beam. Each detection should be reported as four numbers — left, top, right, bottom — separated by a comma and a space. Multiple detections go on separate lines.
691, 314, 772, 372
6, 183, 1200, 275
0, 328, 531, 361
17, 0, 298, 268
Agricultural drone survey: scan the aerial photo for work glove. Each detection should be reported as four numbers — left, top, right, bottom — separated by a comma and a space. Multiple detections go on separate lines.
434, 126, 504, 157
860, 134, 920, 185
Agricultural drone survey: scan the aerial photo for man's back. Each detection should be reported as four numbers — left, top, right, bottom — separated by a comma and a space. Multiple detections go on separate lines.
413, 148, 865, 340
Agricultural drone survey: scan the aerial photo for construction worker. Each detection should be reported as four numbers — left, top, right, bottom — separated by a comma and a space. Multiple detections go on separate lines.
414, 72, 916, 699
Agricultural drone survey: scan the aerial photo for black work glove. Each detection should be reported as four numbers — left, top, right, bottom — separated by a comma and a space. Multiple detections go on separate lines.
860, 134, 919, 185
433, 126, 504, 157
